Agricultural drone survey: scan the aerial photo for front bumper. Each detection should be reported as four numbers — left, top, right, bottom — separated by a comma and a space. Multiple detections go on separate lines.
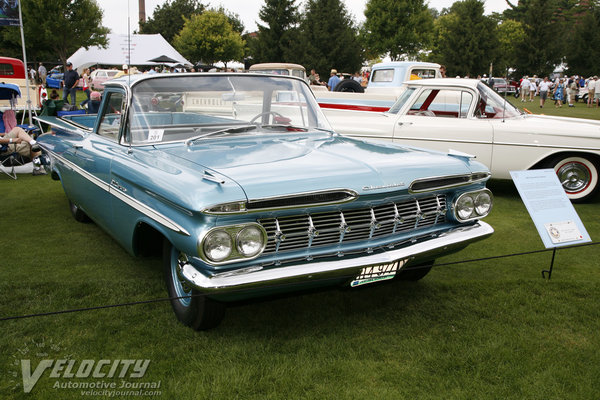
180, 221, 493, 294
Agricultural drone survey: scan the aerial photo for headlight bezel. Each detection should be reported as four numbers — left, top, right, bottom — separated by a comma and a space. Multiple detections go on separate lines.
454, 189, 493, 222
199, 223, 267, 265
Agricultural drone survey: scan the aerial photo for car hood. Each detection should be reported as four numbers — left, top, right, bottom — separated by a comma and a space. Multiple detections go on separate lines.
518, 114, 600, 138
157, 133, 480, 200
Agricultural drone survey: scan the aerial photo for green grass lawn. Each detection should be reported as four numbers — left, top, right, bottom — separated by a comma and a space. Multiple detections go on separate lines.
1, 173, 599, 399
504, 93, 600, 120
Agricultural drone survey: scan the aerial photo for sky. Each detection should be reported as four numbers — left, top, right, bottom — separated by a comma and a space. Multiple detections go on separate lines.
100, 0, 511, 35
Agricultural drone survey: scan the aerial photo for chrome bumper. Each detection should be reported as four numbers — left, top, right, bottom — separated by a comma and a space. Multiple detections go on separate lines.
180, 221, 493, 293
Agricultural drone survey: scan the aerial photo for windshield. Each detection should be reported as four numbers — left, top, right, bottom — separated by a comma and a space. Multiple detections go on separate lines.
387, 87, 415, 114
128, 74, 330, 145
476, 82, 522, 119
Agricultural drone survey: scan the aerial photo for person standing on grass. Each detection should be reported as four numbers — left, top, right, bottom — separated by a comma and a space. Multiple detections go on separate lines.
586, 77, 595, 108
38, 62, 47, 87
520, 76, 529, 102
62, 62, 79, 107
553, 79, 565, 107
529, 78, 537, 101
594, 76, 600, 108
327, 69, 340, 92
538, 77, 551, 108
79, 68, 91, 109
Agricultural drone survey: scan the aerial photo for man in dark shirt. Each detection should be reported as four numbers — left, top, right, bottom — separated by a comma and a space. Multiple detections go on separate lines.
62, 61, 80, 106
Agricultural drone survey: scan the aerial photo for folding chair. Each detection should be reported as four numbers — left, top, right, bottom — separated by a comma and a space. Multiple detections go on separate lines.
0, 143, 26, 179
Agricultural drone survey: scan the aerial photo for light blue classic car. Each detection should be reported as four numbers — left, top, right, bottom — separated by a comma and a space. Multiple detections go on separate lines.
36, 73, 494, 330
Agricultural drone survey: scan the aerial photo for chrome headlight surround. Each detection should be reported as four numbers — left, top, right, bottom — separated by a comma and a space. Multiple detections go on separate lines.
199, 223, 267, 265
453, 189, 493, 222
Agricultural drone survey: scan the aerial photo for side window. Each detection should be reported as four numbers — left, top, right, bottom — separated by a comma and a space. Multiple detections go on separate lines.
97, 91, 124, 141
407, 89, 473, 118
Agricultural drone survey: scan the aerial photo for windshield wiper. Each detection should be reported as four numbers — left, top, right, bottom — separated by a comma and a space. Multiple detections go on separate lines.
186, 125, 257, 145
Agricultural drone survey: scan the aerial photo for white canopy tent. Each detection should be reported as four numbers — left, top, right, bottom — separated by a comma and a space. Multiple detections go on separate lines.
67, 33, 191, 71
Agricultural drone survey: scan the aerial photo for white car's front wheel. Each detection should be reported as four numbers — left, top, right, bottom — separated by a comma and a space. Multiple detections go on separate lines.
546, 155, 599, 202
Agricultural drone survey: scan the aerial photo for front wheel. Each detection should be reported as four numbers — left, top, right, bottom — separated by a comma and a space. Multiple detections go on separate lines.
69, 200, 91, 223
163, 240, 226, 330
544, 155, 599, 202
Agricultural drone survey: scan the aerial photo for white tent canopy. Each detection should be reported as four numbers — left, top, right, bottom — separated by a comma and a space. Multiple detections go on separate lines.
68, 34, 191, 71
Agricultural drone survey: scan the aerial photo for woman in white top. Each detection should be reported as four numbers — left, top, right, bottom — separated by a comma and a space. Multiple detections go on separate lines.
528, 79, 537, 101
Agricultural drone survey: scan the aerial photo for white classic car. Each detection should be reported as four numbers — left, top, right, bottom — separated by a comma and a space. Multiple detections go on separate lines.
323, 78, 600, 202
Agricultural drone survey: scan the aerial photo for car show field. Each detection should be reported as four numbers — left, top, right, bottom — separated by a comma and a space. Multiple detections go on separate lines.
1, 175, 599, 399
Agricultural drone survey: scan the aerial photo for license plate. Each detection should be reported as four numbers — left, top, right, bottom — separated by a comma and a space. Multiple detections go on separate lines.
351, 259, 407, 287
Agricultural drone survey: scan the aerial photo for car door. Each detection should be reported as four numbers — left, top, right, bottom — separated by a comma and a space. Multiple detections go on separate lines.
59, 92, 125, 232
391, 86, 494, 168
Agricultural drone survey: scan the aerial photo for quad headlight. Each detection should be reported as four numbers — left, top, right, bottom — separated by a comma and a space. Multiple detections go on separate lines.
454, 189, 493, 222
200, 223, 267, 264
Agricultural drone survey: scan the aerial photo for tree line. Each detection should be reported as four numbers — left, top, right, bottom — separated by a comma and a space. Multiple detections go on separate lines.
1, 0, 599, 79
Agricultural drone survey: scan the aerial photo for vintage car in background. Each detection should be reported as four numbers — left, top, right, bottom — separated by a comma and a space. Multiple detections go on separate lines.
489, 77, 518, 97
323, 78, 600, 202
0, 56, 43, 108
90, 68, 120, 90
36, 73, 494, 330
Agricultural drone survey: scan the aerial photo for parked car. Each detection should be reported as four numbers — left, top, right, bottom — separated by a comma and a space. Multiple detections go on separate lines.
0, 56, 42, 108
46, 72, 63, 89
36, 73, 494, 330
489, 77, 518, 97
323, 78, 600, 202
90, 68, 119, 90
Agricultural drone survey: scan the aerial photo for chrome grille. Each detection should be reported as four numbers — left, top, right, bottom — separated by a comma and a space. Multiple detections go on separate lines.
259, 195, 447, 256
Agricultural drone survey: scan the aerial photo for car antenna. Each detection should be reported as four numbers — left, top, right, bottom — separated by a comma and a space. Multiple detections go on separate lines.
499, 67, 508, 123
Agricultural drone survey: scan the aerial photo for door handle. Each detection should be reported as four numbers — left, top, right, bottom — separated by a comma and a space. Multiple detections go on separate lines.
73, 144, 83, 149
397, 122, 413, 127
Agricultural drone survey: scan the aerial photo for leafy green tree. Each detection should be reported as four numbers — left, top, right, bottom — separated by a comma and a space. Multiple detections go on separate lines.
362, 0, 434, 60
0, 0, 109, 65
429, 0, 497, 77
251, 0, 299, 63
296, 0, 363, 78
504, 0, 563, 76
566, 3, 600, 77
139, 0, 205, 44
495, 19, 526, 75
173, 10, 245, 67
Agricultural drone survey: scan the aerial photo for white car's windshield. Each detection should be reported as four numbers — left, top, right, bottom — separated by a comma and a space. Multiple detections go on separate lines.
128, 74, 331, 145
476, 82, 522, 118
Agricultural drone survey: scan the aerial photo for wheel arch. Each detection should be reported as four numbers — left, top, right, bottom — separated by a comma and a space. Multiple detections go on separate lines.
132, 220, 169, 257
531, 150, 600, 170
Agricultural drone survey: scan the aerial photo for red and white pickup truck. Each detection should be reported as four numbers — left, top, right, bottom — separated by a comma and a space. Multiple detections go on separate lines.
0, 56, 43, 110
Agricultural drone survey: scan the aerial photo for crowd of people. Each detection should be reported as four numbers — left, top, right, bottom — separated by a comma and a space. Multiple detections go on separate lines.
516, 74, 600, 109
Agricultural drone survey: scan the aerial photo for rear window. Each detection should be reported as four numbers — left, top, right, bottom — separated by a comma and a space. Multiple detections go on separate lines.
371, 69, 394, 82
410, 68, 437, 79
0, 63, 15, 76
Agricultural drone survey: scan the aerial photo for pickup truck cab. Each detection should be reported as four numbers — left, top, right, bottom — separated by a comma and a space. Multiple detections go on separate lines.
315, 61, 442, 112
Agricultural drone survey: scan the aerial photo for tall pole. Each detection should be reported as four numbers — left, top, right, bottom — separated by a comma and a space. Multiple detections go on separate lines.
17, 0, 33, 126
139, 0, 146, 24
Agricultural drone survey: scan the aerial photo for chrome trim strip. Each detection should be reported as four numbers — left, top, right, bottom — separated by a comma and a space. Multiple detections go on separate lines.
50, 151, 190, 236
397, 137, 600, 152
409, 172, 490, 193
203, 188, 359, 215
180, 221, 494, 292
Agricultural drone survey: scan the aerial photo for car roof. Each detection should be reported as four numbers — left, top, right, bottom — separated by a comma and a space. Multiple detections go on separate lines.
404, 78, 480, 89
372, 61, 441, 69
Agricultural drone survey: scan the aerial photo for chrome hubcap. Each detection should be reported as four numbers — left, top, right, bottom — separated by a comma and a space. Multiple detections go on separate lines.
172, 251, 192, 306
557, 161, 590, 193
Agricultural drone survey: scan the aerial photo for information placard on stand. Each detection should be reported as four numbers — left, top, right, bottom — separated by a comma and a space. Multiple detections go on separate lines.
510, 169, 591, 248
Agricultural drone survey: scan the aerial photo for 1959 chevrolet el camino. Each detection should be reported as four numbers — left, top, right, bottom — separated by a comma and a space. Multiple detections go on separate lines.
36, 73, 493, 330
